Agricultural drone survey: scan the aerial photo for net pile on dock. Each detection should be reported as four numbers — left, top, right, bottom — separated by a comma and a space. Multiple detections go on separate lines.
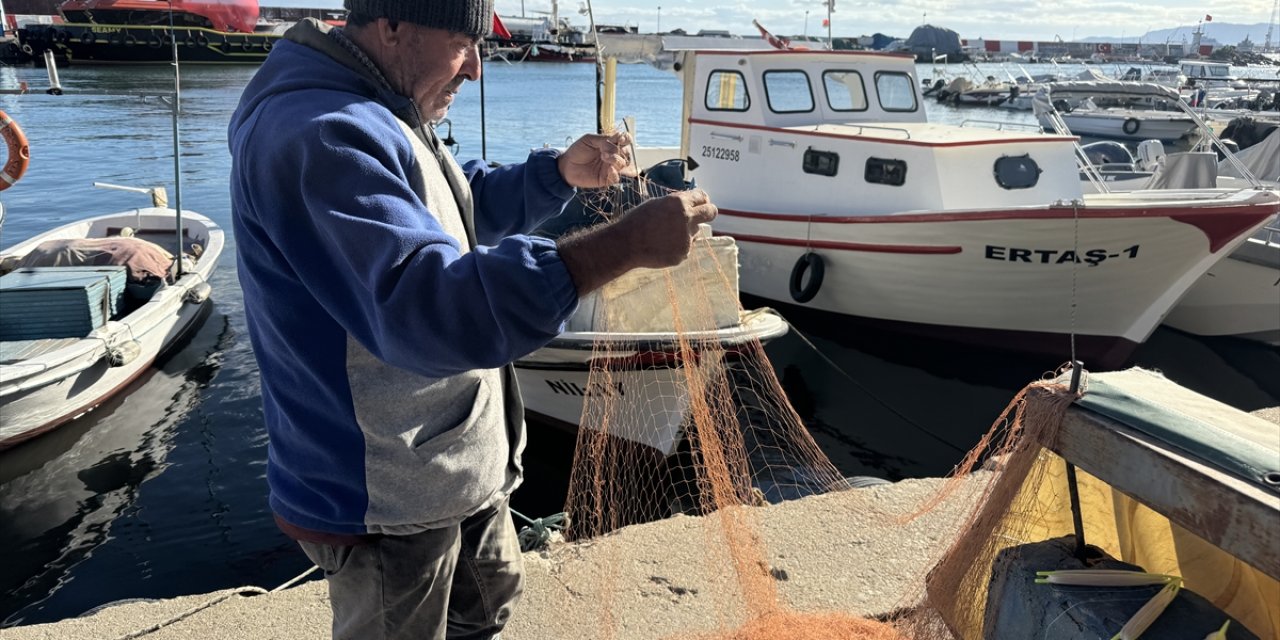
555, 175, 1086, 640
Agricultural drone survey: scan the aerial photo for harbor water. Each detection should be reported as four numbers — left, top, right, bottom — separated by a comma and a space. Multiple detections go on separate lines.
0, 60, 1277, 627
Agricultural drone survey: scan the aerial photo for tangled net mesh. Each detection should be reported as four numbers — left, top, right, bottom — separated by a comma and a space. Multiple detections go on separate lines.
552, 169, 1084, 640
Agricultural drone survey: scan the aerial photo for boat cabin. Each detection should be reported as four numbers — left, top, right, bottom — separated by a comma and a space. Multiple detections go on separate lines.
1178, 59, 1239, 86
675, 50, 1084, 216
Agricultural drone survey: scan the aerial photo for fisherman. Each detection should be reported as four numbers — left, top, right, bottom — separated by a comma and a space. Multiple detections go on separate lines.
225, 0, 717, 636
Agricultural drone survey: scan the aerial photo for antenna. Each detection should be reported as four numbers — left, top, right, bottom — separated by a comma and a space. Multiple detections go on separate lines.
1267, 0, 1279, 51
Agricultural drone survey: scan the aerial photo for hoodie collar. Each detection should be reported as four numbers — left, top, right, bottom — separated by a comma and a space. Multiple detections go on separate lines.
283, 18, 420, 126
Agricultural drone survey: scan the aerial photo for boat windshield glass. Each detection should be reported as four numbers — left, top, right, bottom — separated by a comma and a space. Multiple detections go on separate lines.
875, 72, 917, 112
823, 70, 868, 111
705, 70, 751, 111
763, 70, 814, 113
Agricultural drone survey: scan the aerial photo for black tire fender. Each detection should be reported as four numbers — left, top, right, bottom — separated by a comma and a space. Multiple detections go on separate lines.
79, 30, 95, 45
788, 252, 824, 304
1122, 117, 1141, 135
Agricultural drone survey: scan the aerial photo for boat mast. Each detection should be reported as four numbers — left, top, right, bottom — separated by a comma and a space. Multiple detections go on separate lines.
1267, 0, 1279, 52
168, 0, 184, 277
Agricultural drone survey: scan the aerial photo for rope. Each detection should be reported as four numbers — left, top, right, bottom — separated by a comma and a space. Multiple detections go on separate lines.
511, 508, 569, 551
107, 564, 322, 639
782, 319, 968, 454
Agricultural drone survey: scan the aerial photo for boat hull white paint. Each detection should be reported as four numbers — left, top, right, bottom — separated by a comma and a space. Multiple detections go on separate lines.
515, 310, 787, 455
515, 363, 702, 456
712, 192, 1277, 367
1052, 112, 1198, 141
1164, 234, 1280, 345
0, 209, 223, 449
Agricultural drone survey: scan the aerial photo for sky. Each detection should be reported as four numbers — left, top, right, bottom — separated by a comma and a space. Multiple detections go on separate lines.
270, 0, 1278, 42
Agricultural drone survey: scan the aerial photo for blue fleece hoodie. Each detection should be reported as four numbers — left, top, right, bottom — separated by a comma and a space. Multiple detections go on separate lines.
228, 23, 578, 535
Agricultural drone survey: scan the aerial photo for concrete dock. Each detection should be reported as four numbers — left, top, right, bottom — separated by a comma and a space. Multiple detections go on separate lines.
0, 477, 977, 640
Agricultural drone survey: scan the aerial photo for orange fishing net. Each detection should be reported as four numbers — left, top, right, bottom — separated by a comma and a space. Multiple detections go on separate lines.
555, 174, 1084, 640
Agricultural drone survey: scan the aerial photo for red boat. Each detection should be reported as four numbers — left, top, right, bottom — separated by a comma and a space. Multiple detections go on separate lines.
17, 0, 281, 65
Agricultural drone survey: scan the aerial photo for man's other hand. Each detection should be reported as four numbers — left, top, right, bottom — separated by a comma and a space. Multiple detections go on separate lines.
556, 189, 718, 295
558, 132, 638, 189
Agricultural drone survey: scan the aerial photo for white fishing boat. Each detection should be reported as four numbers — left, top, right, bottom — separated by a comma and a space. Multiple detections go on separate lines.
0, 204, 223, 450
626, 49, 1277, 368
515, 227, 787, 455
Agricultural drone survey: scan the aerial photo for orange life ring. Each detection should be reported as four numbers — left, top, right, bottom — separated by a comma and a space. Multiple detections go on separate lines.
0, 110, 30, 191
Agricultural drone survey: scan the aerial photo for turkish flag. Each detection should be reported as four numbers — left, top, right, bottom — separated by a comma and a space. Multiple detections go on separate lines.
822, 18, 830, 27
493, 12, 512, 39
752, 19, 791, 50
1205, 14, 1212, 21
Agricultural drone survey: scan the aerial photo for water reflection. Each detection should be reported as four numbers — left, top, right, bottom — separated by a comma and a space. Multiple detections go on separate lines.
0, 308, 226, 626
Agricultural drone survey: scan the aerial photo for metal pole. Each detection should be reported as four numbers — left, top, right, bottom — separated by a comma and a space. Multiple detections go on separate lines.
169, 1, 183, 277
826, 1, 832, 48
1064, 360, 1087, 559
479, 57, 487, 160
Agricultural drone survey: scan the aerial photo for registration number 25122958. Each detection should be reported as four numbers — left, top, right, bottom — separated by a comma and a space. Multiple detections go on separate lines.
701, 146, 740, 162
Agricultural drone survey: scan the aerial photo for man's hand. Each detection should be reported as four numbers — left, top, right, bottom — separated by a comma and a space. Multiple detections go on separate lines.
557, 189, 719, 295
557, 132, 638, 189
612, 189, 718, 269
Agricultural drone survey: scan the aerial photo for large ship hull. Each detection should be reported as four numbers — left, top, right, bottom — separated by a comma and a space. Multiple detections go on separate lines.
16, 24, 279, 65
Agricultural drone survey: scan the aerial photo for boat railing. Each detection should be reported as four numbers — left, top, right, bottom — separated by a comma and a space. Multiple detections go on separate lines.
839, 124, 913, 140
959, 120, 1043, 133
1037, 105, 1111, 194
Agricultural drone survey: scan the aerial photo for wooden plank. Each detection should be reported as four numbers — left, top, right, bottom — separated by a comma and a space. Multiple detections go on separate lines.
1046, 406, 1280, 581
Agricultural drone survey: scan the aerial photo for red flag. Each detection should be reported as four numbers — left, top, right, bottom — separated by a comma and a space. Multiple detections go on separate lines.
1204, 14, 1212, 21
493, 12, 512, 39
752, 19, 791, 50
822, 18, 830, 27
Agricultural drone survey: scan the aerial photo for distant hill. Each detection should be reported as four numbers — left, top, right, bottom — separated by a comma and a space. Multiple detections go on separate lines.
1083, 22, 1274, 47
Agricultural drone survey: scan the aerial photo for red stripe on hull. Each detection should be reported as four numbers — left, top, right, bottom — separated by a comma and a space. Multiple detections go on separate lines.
717, 203, 1278, 224
717, 204, 1277, 252
718, 232, 962, 254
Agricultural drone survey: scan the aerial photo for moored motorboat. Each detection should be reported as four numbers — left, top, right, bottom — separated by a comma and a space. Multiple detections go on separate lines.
628, 49, 1278, 368
515, 308, 787, 455
1162, 219, 1280, 345
1033, 82, 1198, 142
0, 206, 223, 450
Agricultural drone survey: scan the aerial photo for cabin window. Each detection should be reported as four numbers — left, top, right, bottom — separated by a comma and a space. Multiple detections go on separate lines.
865, 157, 907, 186
763, 70, 814, 113
874, 72, 917, 112
802, 148, 839, 177
823, 70, 868, 111
705, 70, 750, 111
994, 154, 1042, 189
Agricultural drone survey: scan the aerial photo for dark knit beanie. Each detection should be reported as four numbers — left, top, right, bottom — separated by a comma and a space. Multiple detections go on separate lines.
344, 0, 494, 36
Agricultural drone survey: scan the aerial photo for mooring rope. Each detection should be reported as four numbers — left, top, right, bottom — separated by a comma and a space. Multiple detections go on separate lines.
106, 564, 322, 640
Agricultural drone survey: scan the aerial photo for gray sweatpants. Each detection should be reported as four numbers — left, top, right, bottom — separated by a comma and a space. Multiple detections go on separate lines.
298, 499, 524, 640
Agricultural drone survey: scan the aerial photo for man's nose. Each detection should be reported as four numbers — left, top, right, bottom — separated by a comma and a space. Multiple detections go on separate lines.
460, 44, 482, 81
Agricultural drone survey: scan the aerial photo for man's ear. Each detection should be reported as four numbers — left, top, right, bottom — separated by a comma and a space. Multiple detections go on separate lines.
377, 18, 401, 46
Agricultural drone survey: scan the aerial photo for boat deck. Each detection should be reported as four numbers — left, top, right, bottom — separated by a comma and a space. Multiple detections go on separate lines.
0, 338, 82, 365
